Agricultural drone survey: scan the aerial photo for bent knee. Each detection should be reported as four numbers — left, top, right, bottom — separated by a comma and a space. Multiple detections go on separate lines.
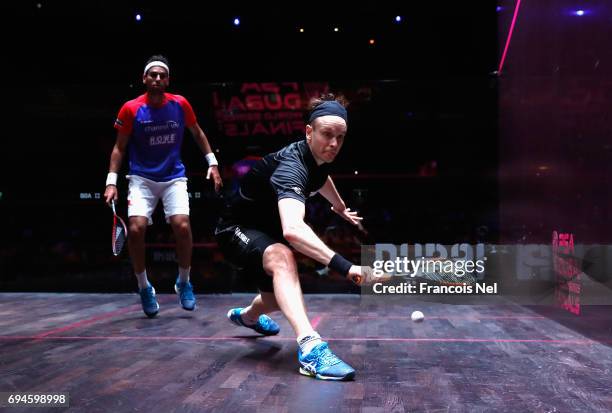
262, 244, 297, 276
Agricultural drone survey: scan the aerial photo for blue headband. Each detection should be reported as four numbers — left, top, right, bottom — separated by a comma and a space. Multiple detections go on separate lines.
308, 101, 348, 124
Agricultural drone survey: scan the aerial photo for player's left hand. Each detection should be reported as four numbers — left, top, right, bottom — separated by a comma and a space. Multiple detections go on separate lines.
331, 203, 363, 226
206, 165, 223, 193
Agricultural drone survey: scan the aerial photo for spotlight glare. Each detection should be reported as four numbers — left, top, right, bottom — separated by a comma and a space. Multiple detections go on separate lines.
334, 27, 339, 32
233, 17, 240, 26
395, 15, 402, 22
575, 9, 585, 16
369, 39, 375, 45
299, 28, 304, 33
135, 14, 142, 21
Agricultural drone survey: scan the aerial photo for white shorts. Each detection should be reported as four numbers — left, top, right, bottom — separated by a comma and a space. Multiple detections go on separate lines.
127, 175, 190, 225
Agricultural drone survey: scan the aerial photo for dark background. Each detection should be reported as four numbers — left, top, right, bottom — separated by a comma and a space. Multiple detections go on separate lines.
2, 1, 609, 293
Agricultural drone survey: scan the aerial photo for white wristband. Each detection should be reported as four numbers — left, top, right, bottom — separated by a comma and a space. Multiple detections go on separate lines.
205, 153, 218, 167
106, 172, 118, 186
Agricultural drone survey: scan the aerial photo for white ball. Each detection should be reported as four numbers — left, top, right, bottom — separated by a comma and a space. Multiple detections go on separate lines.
411, 310, 424, 322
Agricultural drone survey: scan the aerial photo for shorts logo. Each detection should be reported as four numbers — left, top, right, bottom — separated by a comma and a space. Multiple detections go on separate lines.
234, 227, 250, 245
292, 186, 303, 196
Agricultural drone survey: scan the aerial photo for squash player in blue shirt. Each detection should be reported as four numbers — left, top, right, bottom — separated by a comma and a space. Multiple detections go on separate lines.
104, 55, 222, 317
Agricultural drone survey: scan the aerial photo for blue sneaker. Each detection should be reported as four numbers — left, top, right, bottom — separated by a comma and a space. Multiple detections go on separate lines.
174, 278, 196, 311
298, 342, 355, 381
227, 308, 280, 336
139, 283, 159, 318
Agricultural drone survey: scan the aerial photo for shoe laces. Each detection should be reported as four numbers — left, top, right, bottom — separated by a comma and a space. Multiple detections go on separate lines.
178, 282, 193, 298
260, 315, 278, 329
141, 290, 156, 305
317, 344, 341, 367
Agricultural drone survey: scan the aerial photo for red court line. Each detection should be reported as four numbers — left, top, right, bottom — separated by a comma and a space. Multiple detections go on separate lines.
27, 313, 582, 339
34, 305, 142, 338
1, 336, 608, 345
33, 297, 175, 339
498, 0, 523, 74
324, 315, 547, 320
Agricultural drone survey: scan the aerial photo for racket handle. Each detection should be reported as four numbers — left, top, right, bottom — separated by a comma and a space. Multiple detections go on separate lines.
111, 199, 116, 215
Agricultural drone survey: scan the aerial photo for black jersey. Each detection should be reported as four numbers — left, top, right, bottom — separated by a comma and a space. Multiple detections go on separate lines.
220, 139, 331, 237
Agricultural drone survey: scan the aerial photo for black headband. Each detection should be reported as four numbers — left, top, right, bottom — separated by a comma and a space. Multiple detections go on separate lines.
308, 101, 348, 124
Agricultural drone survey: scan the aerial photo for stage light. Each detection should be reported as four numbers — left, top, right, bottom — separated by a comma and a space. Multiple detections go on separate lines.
334, 27, 339, 32
496, 6, 502, 12
135, 14, 142, 21
395, 15, 402, 23
574, 10, 585, 16
233, 17, 240, 26
354, 170, 359, 175
36, 3, 42, 8
299, 28, 304, 33
369, 39, 375, 45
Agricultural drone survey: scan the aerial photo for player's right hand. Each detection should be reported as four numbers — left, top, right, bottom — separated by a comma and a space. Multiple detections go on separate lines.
347, 265, 392, 286
104, 185, 118, 206
347, 265, 373, 286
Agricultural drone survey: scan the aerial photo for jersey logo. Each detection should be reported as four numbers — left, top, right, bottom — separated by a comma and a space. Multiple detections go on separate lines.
234, 227, 250, 245
292, 187, 303, 196
167, 120, 179, 129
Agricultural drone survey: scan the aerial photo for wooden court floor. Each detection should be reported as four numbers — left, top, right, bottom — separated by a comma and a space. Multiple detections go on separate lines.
1, 293, 612, 412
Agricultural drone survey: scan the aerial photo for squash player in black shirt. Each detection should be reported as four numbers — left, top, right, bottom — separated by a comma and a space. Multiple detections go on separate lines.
216, 94, 369, 381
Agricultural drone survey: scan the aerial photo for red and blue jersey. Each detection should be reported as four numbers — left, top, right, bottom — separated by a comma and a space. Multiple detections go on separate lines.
114, 93, 197, 182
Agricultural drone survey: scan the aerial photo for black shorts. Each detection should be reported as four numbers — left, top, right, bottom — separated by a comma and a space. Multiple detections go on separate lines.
214, 220, 286, 292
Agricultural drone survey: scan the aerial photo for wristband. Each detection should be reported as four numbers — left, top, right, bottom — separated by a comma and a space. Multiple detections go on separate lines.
205, 153, 218, 166
106, 172, 118, 186
328, 253, 353, 276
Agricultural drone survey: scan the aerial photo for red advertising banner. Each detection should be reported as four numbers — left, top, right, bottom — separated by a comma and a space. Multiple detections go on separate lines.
212, 82, 329, 138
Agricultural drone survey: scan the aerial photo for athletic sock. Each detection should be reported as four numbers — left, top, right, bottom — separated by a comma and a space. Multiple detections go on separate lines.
178, 266, 191, 283
136, 270, 149, 290
297, 331, 322, 355
239, 307, 259, 326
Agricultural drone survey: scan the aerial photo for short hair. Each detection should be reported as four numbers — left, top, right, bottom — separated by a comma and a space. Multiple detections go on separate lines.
308, 93, 348, 112
144, 55, 170, 74
307, 93, 348, 128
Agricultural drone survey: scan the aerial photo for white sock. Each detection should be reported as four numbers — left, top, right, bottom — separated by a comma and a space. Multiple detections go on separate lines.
136, 270, 149, 290
239, 307, 259, 325
178, 266, 191, 283
297, 331, 322, 355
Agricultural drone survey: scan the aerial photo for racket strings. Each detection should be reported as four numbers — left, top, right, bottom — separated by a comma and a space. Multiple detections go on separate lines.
112, 220, 127, 255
